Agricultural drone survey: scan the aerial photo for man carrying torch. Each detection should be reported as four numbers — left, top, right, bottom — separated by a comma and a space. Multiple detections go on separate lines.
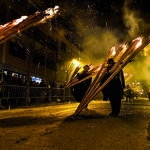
71, 65, 92, 110
100, 58, 125, 117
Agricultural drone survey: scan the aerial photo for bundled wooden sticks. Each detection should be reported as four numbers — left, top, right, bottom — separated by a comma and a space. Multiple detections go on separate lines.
66, 64, 101, 89
79, 43, 127, 105
72, 36, 150, 117
64, 64, 82, 89
0, 6, 59, 44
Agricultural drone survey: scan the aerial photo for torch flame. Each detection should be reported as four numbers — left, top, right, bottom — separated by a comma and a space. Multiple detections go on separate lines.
111, 46, 116, 56
45, 6, 59, 17
13, 16, 28, 25
133, 37, 143, 49
39, 6, 59, 22
136, 38, 142, 49
121, 43, 127, 52
0, 23, 10, 29
97, 64, 102, 70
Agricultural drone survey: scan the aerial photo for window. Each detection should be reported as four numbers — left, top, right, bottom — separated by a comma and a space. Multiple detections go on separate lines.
9, 41, 26, 59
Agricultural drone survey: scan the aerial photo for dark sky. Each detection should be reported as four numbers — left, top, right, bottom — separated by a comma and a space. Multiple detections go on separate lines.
4, 0, 150, 44
53, 0, 150, 39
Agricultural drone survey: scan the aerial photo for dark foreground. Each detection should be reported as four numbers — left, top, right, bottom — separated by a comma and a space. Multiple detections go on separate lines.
0, 98, 150, 150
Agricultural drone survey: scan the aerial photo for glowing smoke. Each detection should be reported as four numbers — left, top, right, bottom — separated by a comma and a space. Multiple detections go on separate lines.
123, 0, 140, 38
122, 0, 150, 87
75, 21, 120, 65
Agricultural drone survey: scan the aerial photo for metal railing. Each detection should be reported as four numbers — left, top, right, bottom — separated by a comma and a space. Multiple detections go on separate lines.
0, 85, 103, 108
2, 85, 27, 99
0, 85, 74, 107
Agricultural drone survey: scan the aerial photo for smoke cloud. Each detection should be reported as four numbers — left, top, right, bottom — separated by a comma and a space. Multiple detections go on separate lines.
122, 0, 150, 88
75, 21, 120, 65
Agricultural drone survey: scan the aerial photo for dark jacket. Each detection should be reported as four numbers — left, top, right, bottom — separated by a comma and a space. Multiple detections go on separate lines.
71, 71, 92, 102
101, 64, 125, 100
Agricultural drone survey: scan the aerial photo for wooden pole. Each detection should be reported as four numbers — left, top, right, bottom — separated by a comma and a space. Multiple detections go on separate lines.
81, 44, 124, 104
67, 70, 98, 88
67, 65, 101, 88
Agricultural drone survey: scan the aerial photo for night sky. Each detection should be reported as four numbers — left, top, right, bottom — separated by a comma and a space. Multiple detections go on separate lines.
52, 0, 150, 41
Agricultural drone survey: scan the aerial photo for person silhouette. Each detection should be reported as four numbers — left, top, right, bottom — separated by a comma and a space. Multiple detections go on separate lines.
71, 65, 92, 109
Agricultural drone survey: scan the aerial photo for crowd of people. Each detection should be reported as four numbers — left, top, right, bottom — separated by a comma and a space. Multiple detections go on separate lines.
0, 72, 71, 107
0, 72, 61, 89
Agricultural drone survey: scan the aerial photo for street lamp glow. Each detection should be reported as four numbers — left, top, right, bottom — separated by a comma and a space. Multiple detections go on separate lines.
72, 59, 81, 68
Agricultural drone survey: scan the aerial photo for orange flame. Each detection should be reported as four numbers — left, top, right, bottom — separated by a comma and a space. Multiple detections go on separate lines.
97, 64, 102, 70
121, 43, 127, 52
0, 23, 9, 29
135, 38, 142, 49
13, 16, 28, 25
40, 6, 59, 22
45, 6, 59, 16
133, 37, 143, 49
111, 46, 116, 56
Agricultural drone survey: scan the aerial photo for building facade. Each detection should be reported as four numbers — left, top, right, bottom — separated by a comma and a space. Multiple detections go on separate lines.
0, 0, 80, 86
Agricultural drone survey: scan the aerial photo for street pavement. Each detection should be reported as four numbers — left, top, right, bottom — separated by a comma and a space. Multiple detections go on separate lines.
0, 98, 150, 150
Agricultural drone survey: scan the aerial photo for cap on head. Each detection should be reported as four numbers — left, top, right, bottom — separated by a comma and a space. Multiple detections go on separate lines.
107, 58, 115, 64
84, 65, 90, 69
